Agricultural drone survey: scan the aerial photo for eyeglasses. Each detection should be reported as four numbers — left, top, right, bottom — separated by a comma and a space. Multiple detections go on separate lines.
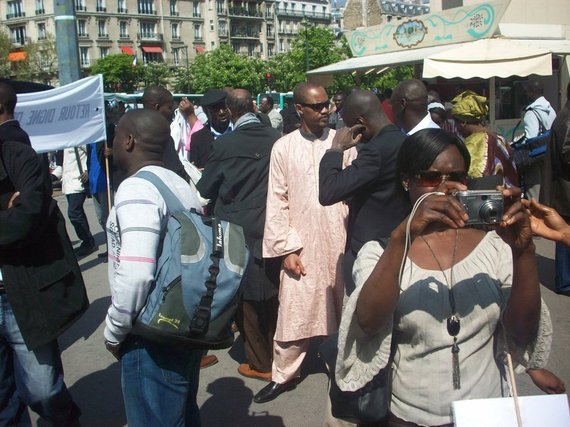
413, 170, 468, 187
299, 101, 330, 111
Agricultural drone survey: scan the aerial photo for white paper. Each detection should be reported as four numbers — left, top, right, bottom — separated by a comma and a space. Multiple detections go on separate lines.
453, 394, 570, 427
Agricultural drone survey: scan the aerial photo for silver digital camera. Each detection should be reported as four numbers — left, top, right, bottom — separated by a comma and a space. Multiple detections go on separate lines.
454, 190, 504, 225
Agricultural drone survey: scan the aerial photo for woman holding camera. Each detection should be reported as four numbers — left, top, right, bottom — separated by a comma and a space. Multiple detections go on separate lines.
336, 129, 541, 427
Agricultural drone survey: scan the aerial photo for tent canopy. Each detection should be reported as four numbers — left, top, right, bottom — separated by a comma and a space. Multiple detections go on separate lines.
308, 37, 570, 80
423, 38, 552, 79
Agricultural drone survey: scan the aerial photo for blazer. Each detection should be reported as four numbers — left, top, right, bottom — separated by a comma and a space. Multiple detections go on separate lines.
0, 140, 88, 350
319, 124, 411, 255
197, 121, 281, 259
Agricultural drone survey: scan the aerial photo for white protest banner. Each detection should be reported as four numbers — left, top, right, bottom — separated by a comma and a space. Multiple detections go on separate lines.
14, 75, 106, 153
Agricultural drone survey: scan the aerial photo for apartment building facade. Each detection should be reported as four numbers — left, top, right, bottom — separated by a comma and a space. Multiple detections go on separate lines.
1, 0, 332, 75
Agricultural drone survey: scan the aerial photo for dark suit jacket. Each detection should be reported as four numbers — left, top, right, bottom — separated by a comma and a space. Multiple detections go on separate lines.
0, 140, 88, 350
197, 121, 281, 260
189, 126, 215, 169
0, 120, 31, 145
319, 124, 411, 255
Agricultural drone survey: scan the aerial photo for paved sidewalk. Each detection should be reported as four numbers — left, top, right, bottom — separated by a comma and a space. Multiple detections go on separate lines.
30, 195, 570, 426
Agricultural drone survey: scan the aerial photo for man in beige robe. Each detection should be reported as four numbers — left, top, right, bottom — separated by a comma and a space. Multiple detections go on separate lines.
253, 82, 355, 404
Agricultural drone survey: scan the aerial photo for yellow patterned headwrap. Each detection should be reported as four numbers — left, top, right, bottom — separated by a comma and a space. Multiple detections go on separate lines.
451, 90, 489, 123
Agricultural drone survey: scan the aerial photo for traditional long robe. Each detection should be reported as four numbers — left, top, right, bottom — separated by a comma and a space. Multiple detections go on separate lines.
263, 128, 355, 342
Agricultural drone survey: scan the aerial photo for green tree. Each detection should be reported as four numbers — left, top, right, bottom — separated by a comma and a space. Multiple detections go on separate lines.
267, 25, 352, 93
15, 34, 59, 83
188, 44, 264, 93
141, 61, 172, 88
90, 53, 142, 92
172, 66, 193, 93
0, 30, 12, 78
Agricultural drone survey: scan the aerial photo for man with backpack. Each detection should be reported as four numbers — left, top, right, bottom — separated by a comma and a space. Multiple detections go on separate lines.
522, 80, 557, 200
104, 109, 204, 426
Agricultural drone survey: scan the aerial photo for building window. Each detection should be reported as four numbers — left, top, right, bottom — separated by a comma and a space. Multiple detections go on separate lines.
138, 0, 155, 14
7, 1, 25, 18
77, 19, 87, 37
268, 44, 273, 56
96, 0, 106, 12
211, 41, 215, 50
194, 24, 202, 40
216, 0, 224, 14
279, 39, 284, 52
170, 0, 178, 15
232, 42, 239, 53
79, 47, 90, 66
248, 44, 254, 56
193, 2, 200, 17
140, 22, 156, 38
118, 0, 127, 13
75, 0, 86, 12
10, 26, 26, 45
37, 23, 47, 40
210, 20, 214, 31
171, 23, 180, 39
119, 21, 128, 38
100, 47, 109, 58
143, 52, 162, 64
98, 20, 108, 37
36, 0, 45, 14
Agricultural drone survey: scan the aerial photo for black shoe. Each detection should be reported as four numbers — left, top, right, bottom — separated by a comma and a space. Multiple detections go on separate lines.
253, 380, 296, 404
75, 242, 97, 257
97, 251, 108, 259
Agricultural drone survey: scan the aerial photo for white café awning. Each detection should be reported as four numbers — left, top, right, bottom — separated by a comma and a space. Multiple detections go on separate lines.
422, 38, 553, 79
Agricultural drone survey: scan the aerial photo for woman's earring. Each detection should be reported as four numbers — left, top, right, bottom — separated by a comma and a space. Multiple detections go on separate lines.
402, 181, 409, 192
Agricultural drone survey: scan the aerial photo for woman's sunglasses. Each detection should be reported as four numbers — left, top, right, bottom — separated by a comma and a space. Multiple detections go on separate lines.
413, 170, 468, 187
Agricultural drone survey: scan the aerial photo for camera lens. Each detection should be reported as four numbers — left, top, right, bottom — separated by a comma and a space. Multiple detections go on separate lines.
479, 200, 502, 224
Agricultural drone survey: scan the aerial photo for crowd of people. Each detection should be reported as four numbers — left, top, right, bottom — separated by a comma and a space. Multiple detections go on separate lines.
0, 76, 568, 426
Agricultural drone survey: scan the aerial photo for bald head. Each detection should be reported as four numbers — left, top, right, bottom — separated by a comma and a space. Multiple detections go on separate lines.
226, 89, 253, 121
293, 82, 324, 104
391, 79, 428, 132
343, 90, 390, 141
114, 109, 171, 174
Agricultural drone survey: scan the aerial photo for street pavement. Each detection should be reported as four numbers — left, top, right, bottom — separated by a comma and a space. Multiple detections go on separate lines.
31, 194, 570, 426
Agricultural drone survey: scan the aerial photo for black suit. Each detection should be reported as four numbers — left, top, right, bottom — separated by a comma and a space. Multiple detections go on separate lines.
189, 126, 214, 169
319, 124, 411, 293
197, 117, 281, 373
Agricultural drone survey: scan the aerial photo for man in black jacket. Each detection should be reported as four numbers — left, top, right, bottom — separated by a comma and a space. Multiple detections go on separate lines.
319, 89, 411, 294
197, 89, 281, 381
0, 85, 86, 425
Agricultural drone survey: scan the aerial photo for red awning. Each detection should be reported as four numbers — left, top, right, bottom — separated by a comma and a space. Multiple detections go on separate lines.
8, 51, 27, 62
195, 46, 205, 54
121, 46, 134, 55
142, 46, 163, 53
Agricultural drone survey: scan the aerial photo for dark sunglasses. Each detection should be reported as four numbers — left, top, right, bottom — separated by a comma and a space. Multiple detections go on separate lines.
413, 170, 468, 187
300, 101, 330, 111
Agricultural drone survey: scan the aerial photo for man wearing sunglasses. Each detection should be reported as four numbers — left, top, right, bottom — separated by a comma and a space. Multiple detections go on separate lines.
189, 88, 233, 169
319, 89, 410, 295
255, 82, 355, 403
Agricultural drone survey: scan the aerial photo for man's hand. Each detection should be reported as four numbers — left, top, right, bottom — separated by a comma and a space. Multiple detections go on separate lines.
179, 97, 195, 119
79, 171, 88, 184
283, 252, 306, 278
330, 125, 364, 151
522, 199, 570, 245
105, 340, 123, 361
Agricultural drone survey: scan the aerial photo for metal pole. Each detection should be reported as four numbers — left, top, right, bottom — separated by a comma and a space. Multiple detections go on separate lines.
185, 46, 190, 93
53, 0, 81, 85
304, 20, 309, 72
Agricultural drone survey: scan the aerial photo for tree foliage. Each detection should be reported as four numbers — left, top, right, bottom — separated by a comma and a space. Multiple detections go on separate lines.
90, 54, 142, 92
141, 61, 172, 88
0, 30, 12, 78
188, 44, 264, 93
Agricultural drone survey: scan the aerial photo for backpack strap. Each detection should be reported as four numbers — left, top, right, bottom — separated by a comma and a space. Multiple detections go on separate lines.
135, 170, 185, 214
529, 108, 547, 135
135, 169, 224, 335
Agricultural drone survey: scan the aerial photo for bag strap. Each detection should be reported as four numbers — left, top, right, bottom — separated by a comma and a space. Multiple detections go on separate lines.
135, 169, 223, 335
73, 147, 86, 175
529, 108, 546, 135
135, 170, 185, 213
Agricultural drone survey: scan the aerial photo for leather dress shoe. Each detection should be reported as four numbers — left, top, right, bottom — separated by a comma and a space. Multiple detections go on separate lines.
200, 354, 218, 369
238, 363, 272, 382
253, 380, 296, 404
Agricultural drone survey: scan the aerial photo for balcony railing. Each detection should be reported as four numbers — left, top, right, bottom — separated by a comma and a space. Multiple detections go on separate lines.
137, 32, 163, 40
192, 12, 201, 17
36, 8, 45, 15
80, 58, 91, 67
96, 6, 106, 12
172, 35, 181, 41
138, 9, 157, 15
119, 33, 130, 39
171, 11, 180, 16
98, 33, 110, 39
10, 37, 30, 45
118, 7, 128, 13
276, 10, 331, 20
76, 6, 87, 12
228, 7, 262, 18
217, 8, 227, 15
78, 32, 90, 38
194, 35, 203, 41
6, 12, 26, 19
